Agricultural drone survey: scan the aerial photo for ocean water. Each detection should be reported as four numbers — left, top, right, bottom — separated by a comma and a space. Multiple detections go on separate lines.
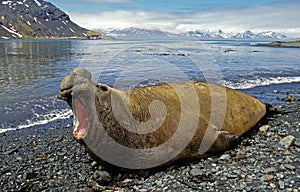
0, 39, 299, 133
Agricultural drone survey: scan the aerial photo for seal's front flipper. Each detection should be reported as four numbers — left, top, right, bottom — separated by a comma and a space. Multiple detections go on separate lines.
208, 131, 238, 153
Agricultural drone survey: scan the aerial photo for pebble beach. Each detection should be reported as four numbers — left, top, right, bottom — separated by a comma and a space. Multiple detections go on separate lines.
1, 93, 299, 192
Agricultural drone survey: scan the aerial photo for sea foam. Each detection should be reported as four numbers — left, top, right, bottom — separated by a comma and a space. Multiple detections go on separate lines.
0, 109, 72, 134
220, 76, 300, 90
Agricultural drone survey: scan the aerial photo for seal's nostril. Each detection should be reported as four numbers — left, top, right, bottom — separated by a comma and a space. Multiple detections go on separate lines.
57, 86, 73, 101
60, 86, 73, 93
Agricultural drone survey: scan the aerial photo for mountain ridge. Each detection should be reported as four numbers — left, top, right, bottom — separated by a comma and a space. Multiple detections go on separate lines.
98, 27, 288, 40
0, 0, 104, 39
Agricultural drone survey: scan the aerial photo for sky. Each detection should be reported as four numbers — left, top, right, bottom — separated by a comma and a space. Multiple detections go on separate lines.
48, 0, 300, 37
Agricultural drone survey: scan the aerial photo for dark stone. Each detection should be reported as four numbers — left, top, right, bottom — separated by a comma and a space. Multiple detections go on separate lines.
91, 170, 112, 184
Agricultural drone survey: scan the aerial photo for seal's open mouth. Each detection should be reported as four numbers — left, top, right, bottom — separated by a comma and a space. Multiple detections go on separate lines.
73, 98, 88, 141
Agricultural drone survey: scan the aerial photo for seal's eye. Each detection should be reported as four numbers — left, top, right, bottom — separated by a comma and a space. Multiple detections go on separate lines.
96, 84, 108, 92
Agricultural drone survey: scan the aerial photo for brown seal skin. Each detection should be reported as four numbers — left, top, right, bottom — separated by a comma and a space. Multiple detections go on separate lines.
58, 67, 270, 169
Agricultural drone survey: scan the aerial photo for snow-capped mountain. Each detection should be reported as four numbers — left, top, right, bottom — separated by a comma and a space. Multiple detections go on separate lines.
0, 0, 103, 39
99, 28, 287, 40
102, 27, 185, 40
233, 30, 257, 39
233, 30, 287, 39
256, 31, 287, 39
187, 30, 235, 39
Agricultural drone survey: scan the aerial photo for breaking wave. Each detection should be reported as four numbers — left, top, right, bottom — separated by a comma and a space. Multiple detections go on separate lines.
220, 76, 300, 90
0, 109, 72, 134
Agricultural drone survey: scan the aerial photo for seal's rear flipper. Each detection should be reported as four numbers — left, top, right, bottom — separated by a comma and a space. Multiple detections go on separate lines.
265, 103, 290, 115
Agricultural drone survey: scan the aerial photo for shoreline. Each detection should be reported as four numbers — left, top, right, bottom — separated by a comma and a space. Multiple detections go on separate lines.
1, 95, 299, 191
257, 40, 300, 48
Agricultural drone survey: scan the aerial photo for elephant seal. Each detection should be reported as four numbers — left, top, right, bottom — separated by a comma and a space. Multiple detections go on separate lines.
58, 67, 273, 169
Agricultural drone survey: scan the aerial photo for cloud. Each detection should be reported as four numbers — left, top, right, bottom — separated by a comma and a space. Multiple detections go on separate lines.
69, 1, 300, 37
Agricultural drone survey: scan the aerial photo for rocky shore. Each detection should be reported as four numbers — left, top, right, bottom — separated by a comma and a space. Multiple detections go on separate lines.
258, 40, 300, 48
1, 95, 299, 191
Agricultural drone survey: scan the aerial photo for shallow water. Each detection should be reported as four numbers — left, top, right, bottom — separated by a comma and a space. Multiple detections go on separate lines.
0, 39, 299, 132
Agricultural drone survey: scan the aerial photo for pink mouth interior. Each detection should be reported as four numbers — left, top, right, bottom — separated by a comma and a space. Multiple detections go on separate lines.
73, 98, 88, 140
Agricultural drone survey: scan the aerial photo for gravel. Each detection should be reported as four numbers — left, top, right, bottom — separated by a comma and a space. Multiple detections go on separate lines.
1, 95, 299, 191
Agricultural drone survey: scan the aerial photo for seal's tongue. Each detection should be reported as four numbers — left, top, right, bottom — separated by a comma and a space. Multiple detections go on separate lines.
73, 98, 88, 141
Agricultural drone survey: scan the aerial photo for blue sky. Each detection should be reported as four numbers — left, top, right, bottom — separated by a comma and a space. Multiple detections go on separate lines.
48, 0, 300, 37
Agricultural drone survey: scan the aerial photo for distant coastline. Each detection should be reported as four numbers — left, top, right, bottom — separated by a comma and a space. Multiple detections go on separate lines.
0, 36, 96, 41
0, 34, 112, 41
257, 40, 300, 48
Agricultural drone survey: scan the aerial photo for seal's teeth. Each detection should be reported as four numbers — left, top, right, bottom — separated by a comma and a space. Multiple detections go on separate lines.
73, 118, 80, 131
